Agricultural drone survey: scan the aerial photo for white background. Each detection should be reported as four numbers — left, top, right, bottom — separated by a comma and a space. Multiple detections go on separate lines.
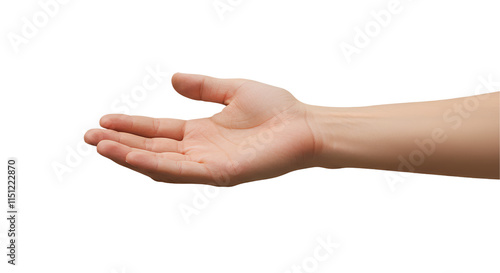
1, 0, 499, 272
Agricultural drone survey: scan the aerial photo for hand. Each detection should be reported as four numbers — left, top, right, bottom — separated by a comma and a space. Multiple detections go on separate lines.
84, 73, 317, 186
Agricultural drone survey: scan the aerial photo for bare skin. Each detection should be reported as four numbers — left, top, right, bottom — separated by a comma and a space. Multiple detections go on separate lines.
84, 73, 500, 186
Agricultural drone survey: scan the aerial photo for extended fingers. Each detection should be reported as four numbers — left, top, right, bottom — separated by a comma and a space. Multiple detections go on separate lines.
96, 140, 187, 163
100, 114, 186, 140
97, 140, 211, 183
125, 150, 211, 183
95, 140, 152, 177
85, 128, 181, 153
96, 140, 192, 180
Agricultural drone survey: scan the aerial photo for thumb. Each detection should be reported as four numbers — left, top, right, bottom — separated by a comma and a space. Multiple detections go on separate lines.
171, 73, 246, 105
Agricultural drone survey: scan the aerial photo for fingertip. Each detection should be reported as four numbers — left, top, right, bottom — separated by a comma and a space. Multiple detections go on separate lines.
96, 139, 121, 155
171, 72, 182, 83
125, 151, 143, 166
171, 72, 191, 91
126, 151, 156, 170
124, 151, 137, 164
84, 129, 100, 145
100, 114, 123, 128
99, 115, 111, 128
97, 140, 133, 163
96, 139, 113, 156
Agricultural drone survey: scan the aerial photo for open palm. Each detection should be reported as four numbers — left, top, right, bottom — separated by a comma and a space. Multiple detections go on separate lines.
84, 73, 317, 186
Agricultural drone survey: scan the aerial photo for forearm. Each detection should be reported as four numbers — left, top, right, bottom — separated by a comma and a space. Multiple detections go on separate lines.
307, 92, 500, 179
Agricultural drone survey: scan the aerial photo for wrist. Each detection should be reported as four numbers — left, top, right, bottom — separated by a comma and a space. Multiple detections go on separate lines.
305, 104, 387, 170
304, 104, 356, 169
